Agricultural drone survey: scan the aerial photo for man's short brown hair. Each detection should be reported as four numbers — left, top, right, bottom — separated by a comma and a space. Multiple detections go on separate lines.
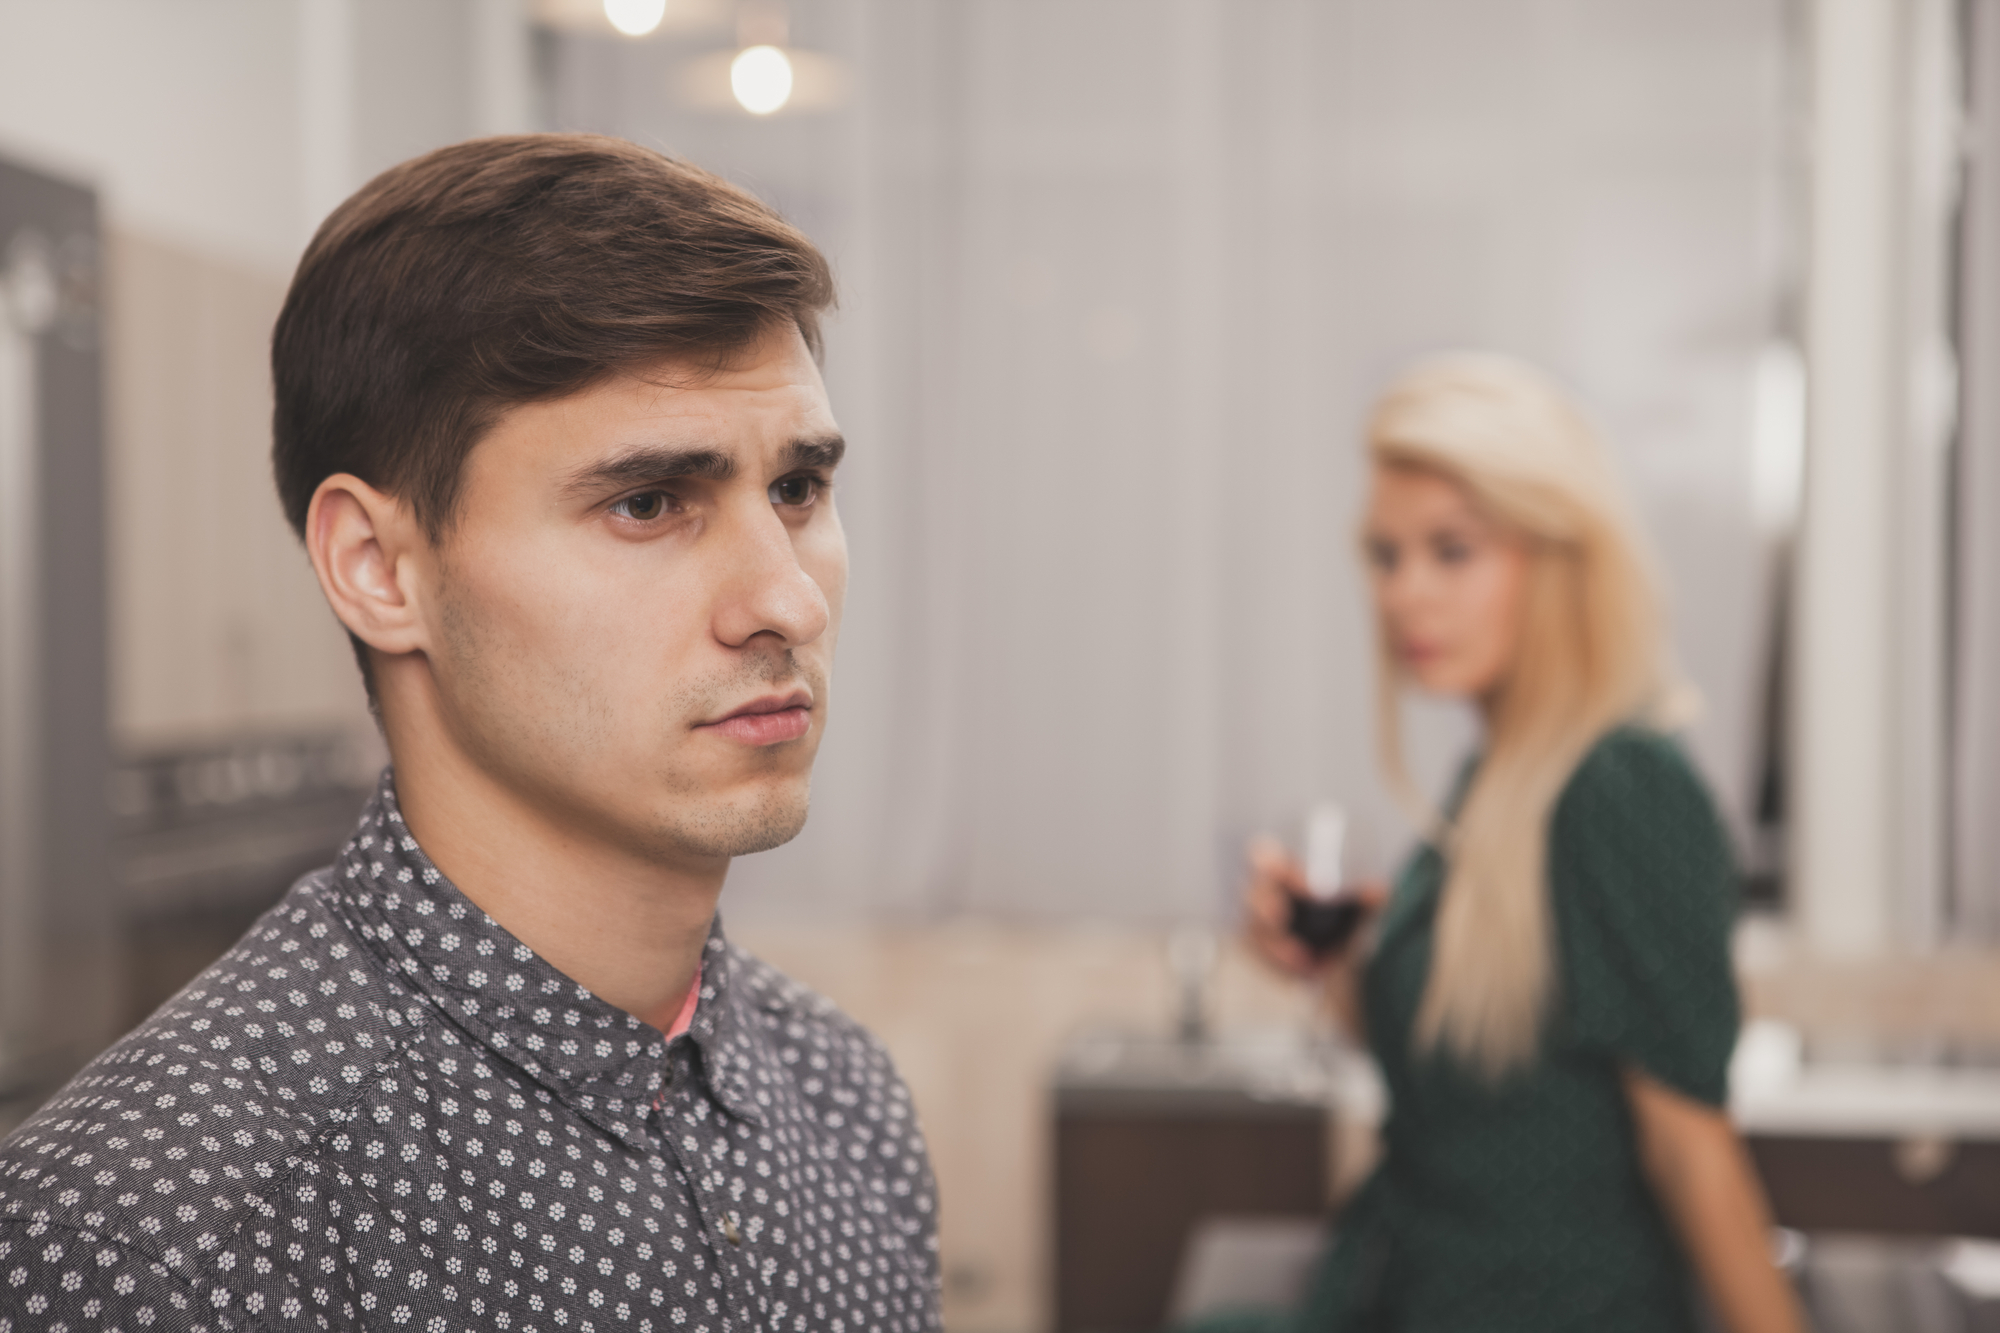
271, 133, 835, 543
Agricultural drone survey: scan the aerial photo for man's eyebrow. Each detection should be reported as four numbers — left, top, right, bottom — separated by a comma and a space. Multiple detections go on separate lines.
784, 434, 846, 471
560, 446, 735, 498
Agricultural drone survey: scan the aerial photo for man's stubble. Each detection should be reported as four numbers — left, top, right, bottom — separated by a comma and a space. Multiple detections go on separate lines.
432, 577, 826, 866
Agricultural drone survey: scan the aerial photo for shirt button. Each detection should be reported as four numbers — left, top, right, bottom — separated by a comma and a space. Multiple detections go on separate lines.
721, 1215, 742, 1246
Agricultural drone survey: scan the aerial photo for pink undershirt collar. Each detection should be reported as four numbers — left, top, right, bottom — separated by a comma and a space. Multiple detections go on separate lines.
664, 965, 702, 1041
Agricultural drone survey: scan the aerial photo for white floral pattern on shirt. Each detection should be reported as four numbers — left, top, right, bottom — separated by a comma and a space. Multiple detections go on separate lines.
0, 771, 940, 1332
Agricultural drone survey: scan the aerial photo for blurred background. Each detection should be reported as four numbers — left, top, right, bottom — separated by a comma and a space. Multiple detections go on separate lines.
4, 1, 2000, 1329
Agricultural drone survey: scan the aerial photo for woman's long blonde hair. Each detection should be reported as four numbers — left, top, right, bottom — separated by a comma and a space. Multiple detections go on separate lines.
1367, 354, 1689, 1080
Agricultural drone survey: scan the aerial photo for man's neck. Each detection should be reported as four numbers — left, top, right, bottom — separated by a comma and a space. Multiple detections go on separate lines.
384, 729, 725, 1036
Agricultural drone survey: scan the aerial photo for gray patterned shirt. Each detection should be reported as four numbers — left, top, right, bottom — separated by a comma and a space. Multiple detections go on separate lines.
0, 774, 940, 1332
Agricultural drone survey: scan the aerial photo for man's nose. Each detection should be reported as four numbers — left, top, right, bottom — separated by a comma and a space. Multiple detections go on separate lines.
711, 503, 830, 649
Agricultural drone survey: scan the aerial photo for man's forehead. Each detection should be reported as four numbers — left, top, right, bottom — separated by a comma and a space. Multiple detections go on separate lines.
633, 321, 824, 392
614, 375, 834, 434
496, 346, 829, 450
606, 341, 834, 432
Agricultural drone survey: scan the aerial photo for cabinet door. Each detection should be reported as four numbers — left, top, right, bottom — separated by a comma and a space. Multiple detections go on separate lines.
1750, 1134, 2000, 1238
1055, 1100, 1328, 1333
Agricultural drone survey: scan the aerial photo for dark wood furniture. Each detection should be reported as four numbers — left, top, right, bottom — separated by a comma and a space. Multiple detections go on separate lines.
1051, 1038, 1336, 1333
1750, 1135, 2000, 1239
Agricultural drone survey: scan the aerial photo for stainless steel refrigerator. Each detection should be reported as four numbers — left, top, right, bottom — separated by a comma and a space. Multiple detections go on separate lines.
0, 151, 115, 1132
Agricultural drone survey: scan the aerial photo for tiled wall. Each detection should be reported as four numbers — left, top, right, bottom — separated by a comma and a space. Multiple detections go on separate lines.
103, 228, 372, 745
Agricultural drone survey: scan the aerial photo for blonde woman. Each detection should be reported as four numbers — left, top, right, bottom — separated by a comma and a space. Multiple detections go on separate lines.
1230, 356, 1803, 1333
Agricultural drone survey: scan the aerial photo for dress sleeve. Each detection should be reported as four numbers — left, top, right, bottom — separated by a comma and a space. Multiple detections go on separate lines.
1548, 729, 1741, 1106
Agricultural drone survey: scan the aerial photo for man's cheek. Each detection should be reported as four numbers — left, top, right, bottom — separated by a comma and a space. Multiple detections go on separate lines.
810, 552, 850, 643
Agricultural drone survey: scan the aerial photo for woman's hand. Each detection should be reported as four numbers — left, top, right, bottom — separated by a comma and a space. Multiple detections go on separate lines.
1243, 837, 1387, 1036
1244, 836, 1327, 979
1244, 837, 1387, 974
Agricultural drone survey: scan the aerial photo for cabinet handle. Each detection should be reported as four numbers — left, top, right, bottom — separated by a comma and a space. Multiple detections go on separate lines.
1892, 1135, 1956, 1184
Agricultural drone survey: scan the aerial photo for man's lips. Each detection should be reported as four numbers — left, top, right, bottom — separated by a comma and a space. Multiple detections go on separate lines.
696, 690, 814, 746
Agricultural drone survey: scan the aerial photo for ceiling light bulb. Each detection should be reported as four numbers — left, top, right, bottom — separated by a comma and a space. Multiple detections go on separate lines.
603, 0, 667, 37
730, 45, 793, 115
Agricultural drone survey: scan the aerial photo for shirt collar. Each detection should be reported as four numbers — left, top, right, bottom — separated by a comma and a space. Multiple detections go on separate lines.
326, 770, 767, 1136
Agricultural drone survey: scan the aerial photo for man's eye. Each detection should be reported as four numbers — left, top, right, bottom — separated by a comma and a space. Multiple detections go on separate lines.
612, 490, 674, 521
1366, 540, 1398, 573
1435, 537, 1472, 564
768, 475, 820, 507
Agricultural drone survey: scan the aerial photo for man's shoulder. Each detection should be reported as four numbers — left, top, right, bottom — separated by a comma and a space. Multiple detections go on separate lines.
0, 870, 425, 1258
718, 938, 923, 1115
722, 937, 882, 1050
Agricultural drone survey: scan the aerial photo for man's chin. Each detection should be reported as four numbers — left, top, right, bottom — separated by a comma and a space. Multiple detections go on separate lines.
661, 783, 811, 860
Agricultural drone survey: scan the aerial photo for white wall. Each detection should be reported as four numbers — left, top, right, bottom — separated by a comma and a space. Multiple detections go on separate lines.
555, 0, 1795, 923
0, 0, 531, 743
0, 1, 309, 272
0, 0, 1796, 919
1957, 0, 2000, 943
0, 0, 527, 271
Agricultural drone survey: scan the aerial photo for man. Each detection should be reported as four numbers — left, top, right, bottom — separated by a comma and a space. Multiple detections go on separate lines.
0, 135, 939, 1332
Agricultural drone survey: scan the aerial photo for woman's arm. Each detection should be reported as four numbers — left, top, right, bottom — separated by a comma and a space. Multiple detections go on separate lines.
1622, 1068, 1805, 1333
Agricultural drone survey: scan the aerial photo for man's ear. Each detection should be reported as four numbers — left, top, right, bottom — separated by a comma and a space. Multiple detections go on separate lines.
304, 474, 433, 658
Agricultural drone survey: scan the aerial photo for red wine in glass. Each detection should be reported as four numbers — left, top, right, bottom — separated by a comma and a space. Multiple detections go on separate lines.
1286, 802, 1366, 957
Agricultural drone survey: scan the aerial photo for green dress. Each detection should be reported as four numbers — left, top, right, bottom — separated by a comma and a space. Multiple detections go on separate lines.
1190, 727, 1741, 1333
